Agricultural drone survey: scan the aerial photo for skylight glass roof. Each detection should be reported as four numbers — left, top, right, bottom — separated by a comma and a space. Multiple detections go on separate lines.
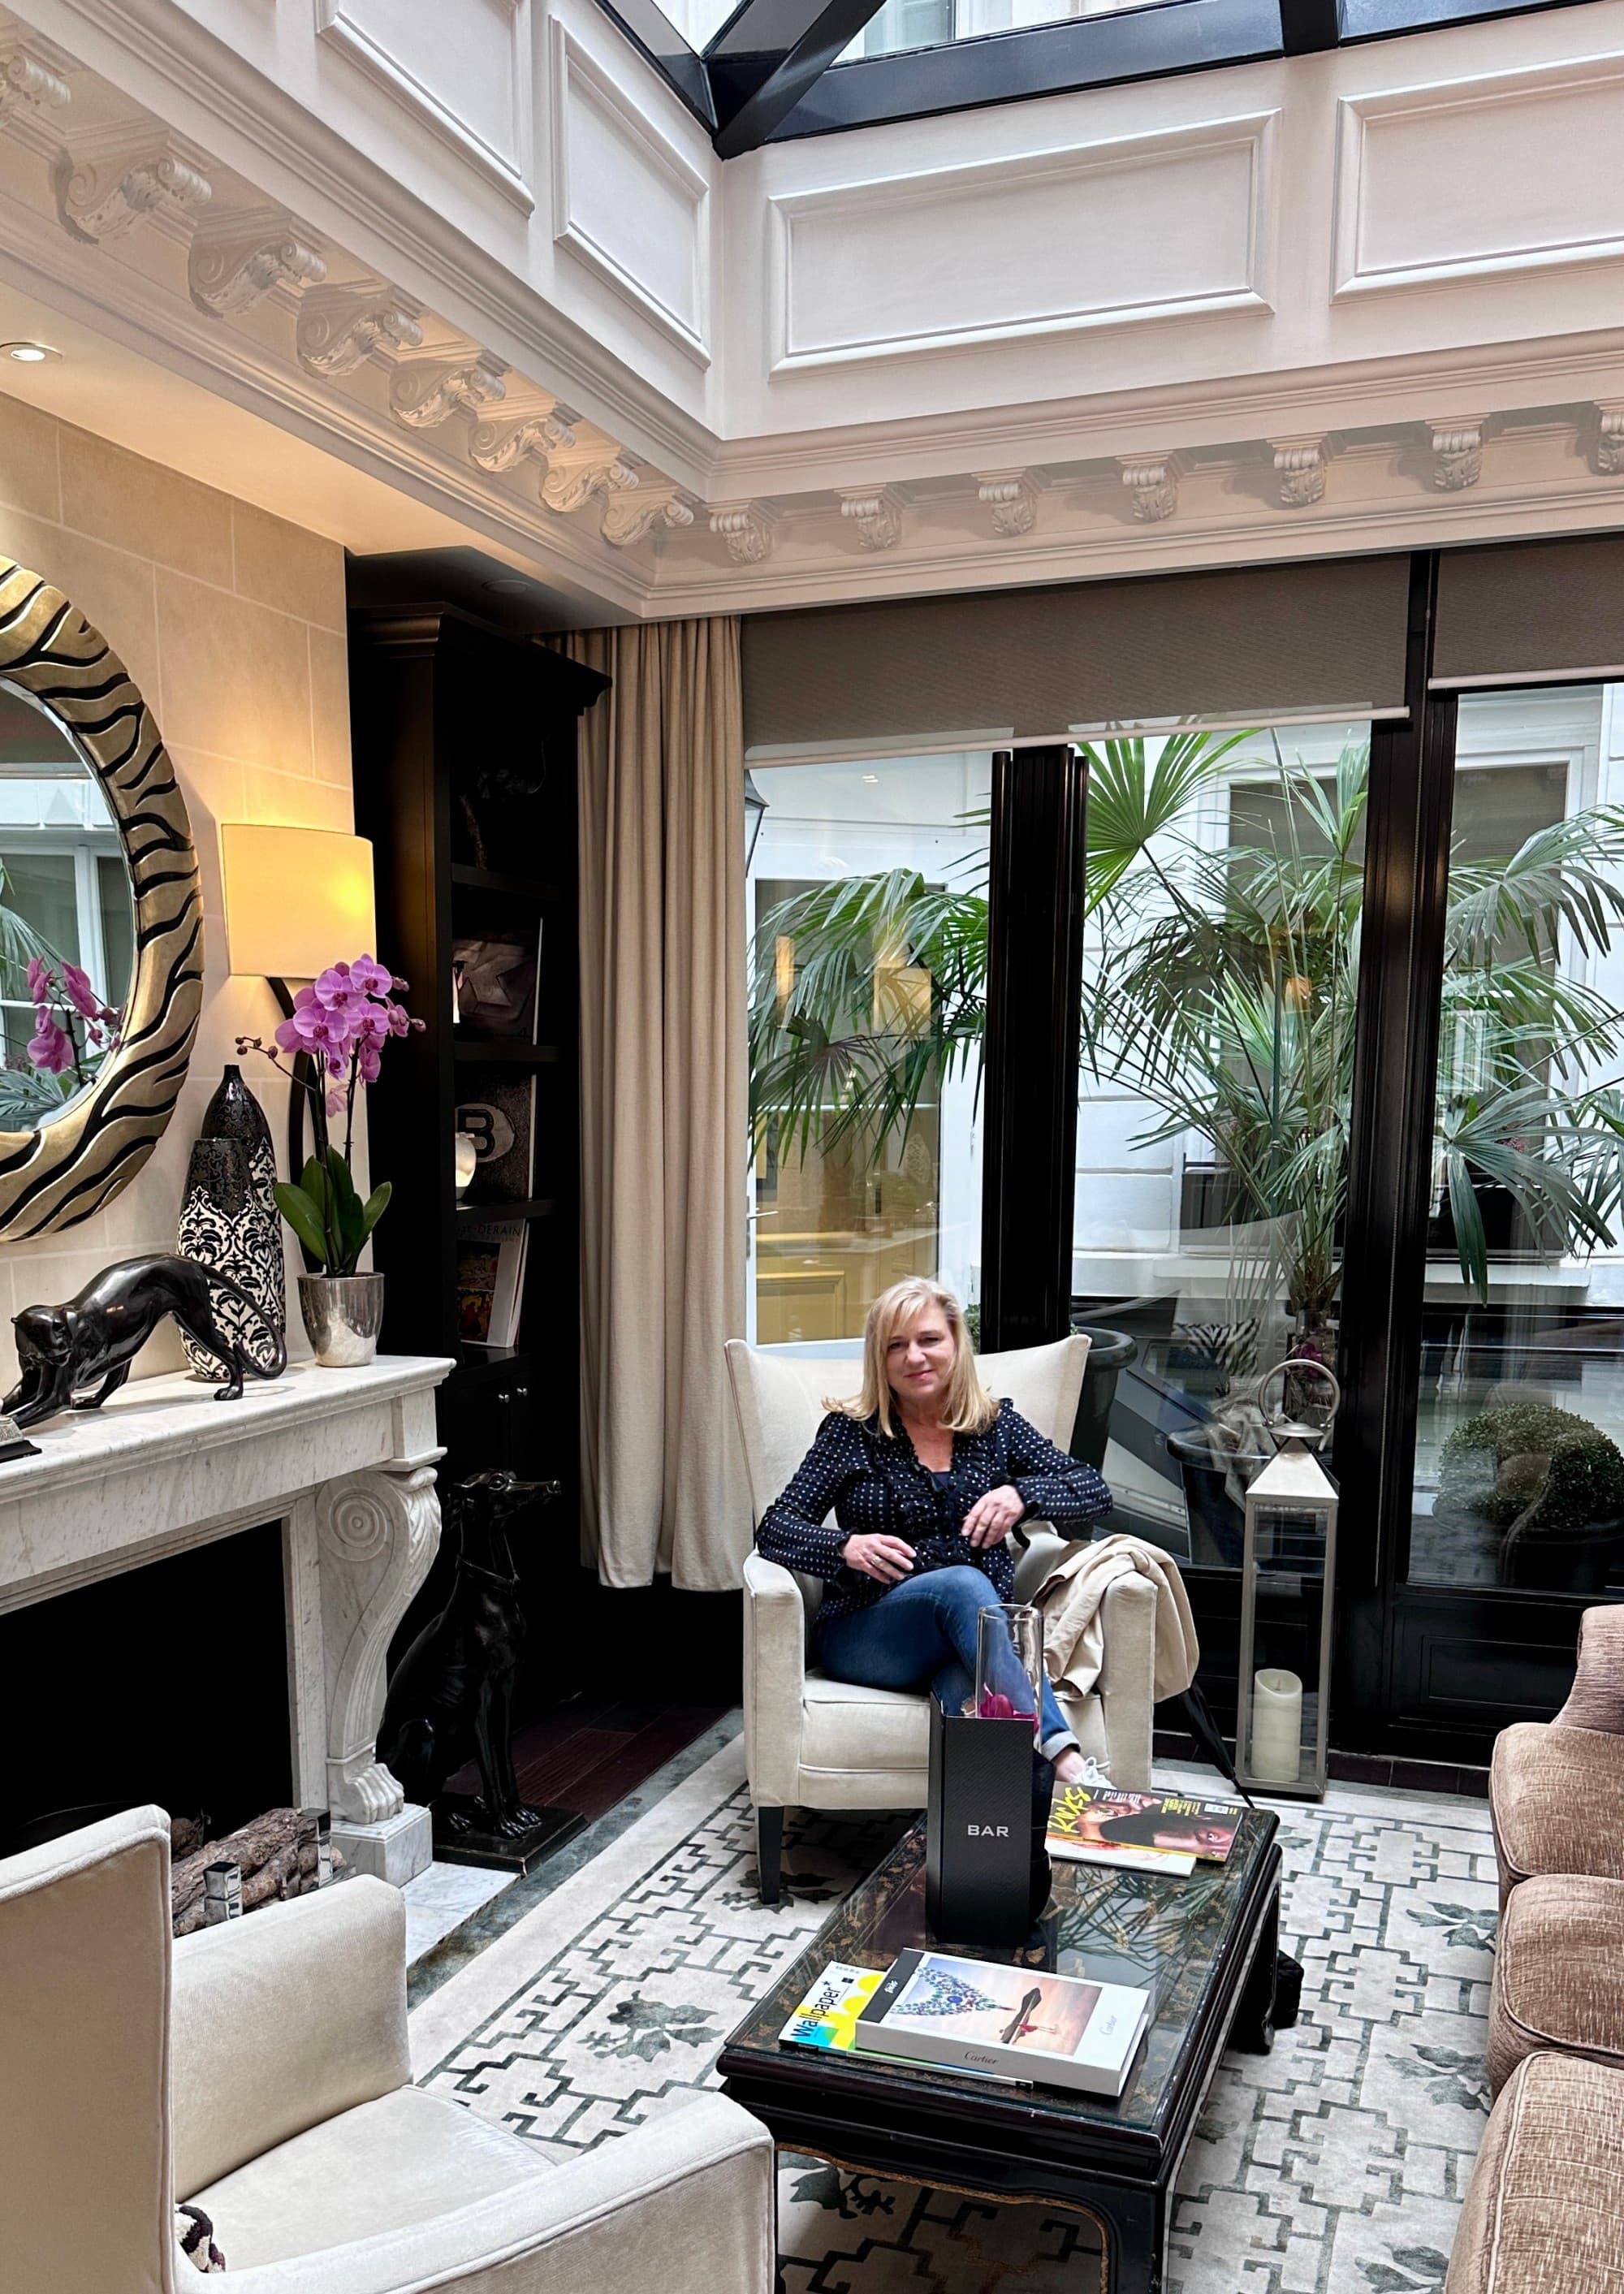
840, 0, 1179, 64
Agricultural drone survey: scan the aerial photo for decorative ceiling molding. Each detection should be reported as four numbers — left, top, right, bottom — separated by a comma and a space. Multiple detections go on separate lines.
539, 436, 638, 513
0, 33, 70, 137
1596, 401, 1624, 477
839, 485, 903, 551
296, 283, 422, 376
389, 348, 508, 429
468, 406, 576, 473
1270, 434, 1332, 508
973, 469, 1039, 538
602, 477, 694, 546
54, 133, 209, 244
188, 208, 325, 316
1118, 451, 1181, 522
709, 502, 774, 563
1427, 415, 1487, 491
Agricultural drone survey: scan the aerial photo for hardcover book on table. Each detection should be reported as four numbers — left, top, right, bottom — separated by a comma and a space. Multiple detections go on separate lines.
853, 1948, 1150, 2097
1045, 1786, 1244, 1875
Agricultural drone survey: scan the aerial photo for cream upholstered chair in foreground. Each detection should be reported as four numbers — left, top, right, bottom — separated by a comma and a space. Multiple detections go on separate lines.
728, 1332, 1157, 1902
0, 1805, 775, 2294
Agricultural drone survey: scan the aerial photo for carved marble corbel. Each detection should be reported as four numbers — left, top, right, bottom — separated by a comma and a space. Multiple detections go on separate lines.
0, 35, 71, 136
1596, 403, 1624, 477
540, 438, 639, 515
317, 1456, 442, 1825
1270, 435, 1331, 509
390, 349, 508, 430
974, 469, 1040, 538
839, 486, 904, 551
709, 503, 773, 564
188, 211, 326, 318
1427, 417, 1487, 492
602, 481, 695, 547
469, 405, 577, 473
1118, 452, 1181, 523
297, 287, 423, 377
56, 136, 211, 245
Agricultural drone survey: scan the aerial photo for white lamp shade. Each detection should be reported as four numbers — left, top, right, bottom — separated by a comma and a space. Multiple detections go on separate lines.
222, 824, 377, 979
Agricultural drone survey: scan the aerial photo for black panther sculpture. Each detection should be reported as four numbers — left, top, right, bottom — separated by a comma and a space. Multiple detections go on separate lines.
378, 1469, 558, 1841
4, 1253, 287, 1428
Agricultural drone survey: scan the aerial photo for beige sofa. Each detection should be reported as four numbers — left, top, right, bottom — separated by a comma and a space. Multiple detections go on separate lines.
0, 1804, 775, 2294
1447, 1607, 1624, 2292
728, 1332, 1157, 1902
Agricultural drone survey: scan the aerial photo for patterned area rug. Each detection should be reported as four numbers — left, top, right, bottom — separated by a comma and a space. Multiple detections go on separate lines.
408, 1737, 1497, 2294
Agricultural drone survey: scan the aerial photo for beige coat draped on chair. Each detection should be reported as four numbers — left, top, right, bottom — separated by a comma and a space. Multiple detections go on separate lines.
1031, 1532, 1201, 1749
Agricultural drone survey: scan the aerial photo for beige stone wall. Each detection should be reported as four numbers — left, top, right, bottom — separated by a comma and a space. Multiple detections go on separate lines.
0, 392, 358, 1385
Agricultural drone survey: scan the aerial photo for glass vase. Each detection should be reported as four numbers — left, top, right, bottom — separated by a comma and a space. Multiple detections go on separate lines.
974, 1602, 1044, 1730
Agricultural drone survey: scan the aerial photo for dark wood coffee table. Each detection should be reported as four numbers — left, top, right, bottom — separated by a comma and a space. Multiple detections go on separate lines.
718, 1807, 1281, 2294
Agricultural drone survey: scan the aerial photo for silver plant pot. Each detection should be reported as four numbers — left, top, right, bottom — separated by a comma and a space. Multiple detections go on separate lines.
297, 1272, 385, 1368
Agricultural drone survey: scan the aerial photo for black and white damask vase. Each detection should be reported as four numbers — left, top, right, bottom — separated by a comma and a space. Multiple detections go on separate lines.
178, 1065, 284, 1381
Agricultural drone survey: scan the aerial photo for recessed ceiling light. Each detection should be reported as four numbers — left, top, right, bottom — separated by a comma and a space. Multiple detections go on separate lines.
1, 341, 60, 365
484, 577, 532, 596
861, 773, 879, 784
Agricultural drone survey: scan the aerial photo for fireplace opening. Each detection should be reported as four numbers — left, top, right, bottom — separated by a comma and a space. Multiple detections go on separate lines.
0, 1522, 292, 1855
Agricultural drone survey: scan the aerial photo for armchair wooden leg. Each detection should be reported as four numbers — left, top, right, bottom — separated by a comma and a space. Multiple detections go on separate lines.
757, 1806, 785, 1906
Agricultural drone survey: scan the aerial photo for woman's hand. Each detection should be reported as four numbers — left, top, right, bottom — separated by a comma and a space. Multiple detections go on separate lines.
961, 1484, 1026, 1549
842, 1532, 915, 1583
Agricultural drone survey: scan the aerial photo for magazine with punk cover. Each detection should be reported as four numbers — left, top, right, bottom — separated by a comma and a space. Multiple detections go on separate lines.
1045, 1786, 1244, 1874
853, 1949, 1149, 2097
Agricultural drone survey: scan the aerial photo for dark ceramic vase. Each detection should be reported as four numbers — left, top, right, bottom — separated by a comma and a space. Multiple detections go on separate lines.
178, 1065, 284, 1379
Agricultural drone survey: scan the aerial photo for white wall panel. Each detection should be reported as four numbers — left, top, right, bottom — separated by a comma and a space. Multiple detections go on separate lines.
549, 19, 710, 363
770, 112, 1276, 369
315, 0, 534, 211
1333, 54, 1624, 296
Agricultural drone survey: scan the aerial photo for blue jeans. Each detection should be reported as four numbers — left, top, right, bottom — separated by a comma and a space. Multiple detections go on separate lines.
814, 1565, 1078, 1767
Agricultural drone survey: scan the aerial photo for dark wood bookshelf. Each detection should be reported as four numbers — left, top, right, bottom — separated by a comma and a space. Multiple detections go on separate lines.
452, 1039, 562, 1065
450, 863, 565, 901
456, 1196, 556, 1222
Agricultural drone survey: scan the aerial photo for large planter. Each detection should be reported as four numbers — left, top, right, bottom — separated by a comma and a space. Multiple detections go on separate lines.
1166, 1428, 1273, 1568
1069, 1324, 1136, 1471
297, 1273, 385, 1368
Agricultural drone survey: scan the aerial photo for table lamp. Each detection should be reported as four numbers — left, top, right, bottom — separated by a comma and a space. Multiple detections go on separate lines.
221, 823, 378, 1174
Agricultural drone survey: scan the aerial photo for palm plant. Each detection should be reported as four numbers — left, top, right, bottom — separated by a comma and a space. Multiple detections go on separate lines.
747, 734, 1624, 1350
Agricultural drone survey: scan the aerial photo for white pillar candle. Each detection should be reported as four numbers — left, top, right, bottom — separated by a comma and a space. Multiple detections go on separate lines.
1250, 1668, 1304, 1786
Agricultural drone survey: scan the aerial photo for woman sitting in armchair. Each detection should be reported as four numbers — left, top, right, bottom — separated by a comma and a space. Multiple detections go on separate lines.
755, 1276, 1112, 1786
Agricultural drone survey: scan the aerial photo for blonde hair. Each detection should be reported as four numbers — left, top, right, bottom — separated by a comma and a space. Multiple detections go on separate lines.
827, 1277, 997, 1440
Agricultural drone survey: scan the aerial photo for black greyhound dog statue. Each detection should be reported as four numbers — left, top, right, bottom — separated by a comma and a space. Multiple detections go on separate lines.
378, 1469, 559, 1840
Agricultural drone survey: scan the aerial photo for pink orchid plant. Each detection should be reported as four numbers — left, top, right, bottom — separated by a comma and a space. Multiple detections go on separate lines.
238, 956, 423, 1278
25, 956, 122, 1090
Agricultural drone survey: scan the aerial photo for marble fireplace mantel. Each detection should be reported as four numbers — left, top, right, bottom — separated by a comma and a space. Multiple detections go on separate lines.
0, 1354, 454, 1881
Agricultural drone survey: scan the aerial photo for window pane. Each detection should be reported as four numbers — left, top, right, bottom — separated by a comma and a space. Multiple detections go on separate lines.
1407, 685, 1624, 1596
747, 754, 989, 1351
1073, 724, 1371, 1568
840, 0, 1182, 61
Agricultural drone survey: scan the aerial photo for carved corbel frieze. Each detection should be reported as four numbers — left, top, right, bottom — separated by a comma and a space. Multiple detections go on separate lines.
56, 136, 211, 245
1118, 452, 1181, 523
390, 349, 508, 430
0, 35, 71, 136
839, 486, 904, 551
1596, 403, 1624, 477
297, 287, 423, 377
469, 405, 577, 473
602, 482, 696, 547
1269, 435, 1331, 509
709, 503, 774, 564
1427, 417, 1487, 492
317, 1458, 442, 1825
188, 214, 326, 318
540, 439, 638, 516
974, 469, 1039, 538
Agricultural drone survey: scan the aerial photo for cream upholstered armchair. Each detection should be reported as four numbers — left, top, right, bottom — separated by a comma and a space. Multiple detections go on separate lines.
728, 1333, 1156, 1903
0, 1805, 774, 2294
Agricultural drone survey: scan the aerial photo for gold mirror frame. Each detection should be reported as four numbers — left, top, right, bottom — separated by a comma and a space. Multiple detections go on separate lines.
0, 559, 201, 1238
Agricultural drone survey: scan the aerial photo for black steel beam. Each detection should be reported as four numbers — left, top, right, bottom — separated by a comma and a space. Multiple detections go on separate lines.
980, 745, 1089, 1354
1279, 0, 1342, 49
707, 0, 891, 156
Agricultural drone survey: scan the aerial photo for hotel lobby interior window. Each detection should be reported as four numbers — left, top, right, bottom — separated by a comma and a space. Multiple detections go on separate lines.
746, 753, 991, 1350
1071, 723, 1371, 1567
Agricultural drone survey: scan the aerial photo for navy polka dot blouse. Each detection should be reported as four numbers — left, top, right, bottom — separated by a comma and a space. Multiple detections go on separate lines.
754, 1397, 1112, 1627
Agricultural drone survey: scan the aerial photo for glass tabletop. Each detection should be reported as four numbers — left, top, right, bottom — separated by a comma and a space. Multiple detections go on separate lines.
723, 1806, 1278, 2133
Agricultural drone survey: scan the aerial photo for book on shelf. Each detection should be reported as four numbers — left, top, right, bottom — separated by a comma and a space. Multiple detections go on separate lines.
1044, 1786, 1244, 1875
853, 1948, 1150, 2098
455, 1220, 528, 1348
451, 924, 542, 1041
455, 1074, 537, 1204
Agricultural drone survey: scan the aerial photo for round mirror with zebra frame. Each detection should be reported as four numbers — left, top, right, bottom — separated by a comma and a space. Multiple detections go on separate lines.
0, 560, 202, 1238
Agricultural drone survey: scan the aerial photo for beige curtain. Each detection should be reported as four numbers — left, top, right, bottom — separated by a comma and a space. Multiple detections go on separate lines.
568, 618, 749, 1590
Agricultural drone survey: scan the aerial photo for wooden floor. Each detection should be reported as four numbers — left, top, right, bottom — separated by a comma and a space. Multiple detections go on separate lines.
447, 1696, 727, 1824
